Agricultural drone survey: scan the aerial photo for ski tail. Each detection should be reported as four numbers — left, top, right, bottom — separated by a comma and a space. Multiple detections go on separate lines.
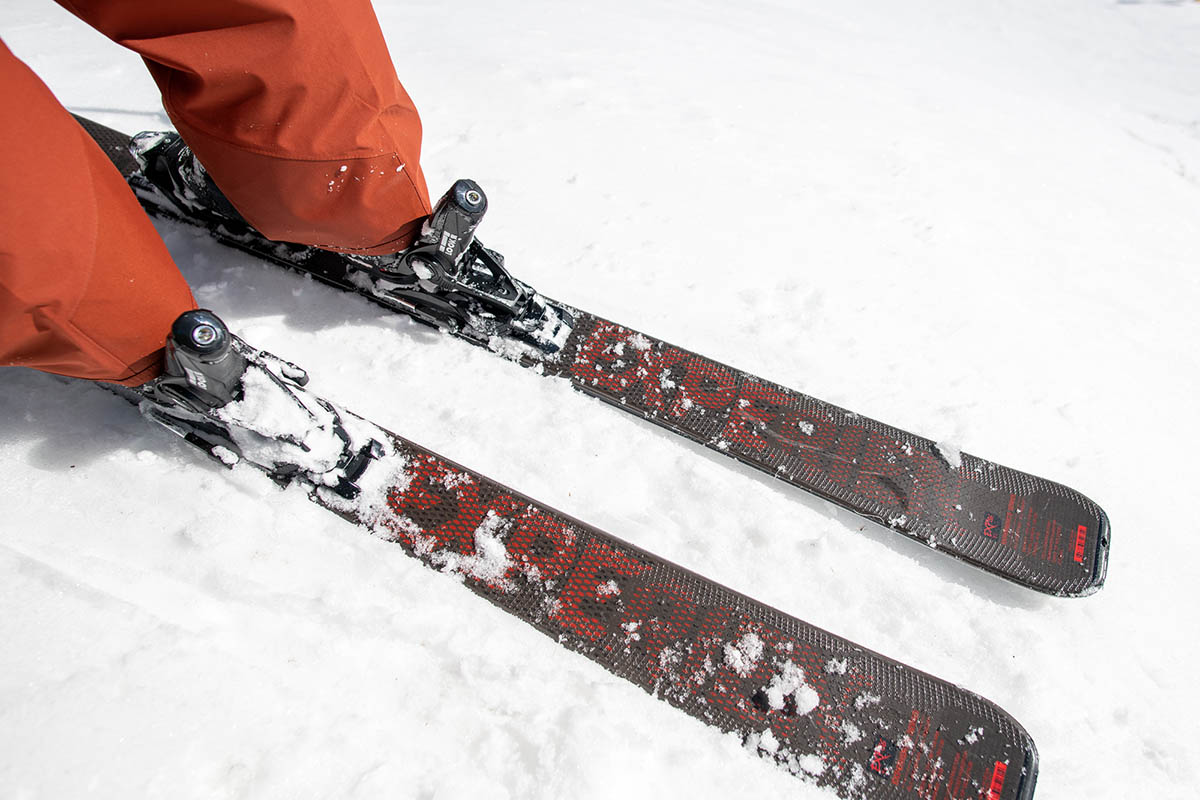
76, 114, 140, 176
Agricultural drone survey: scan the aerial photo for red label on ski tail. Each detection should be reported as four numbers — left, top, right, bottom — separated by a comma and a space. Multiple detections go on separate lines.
1073, 525, 1088, 564
985, 760, 1008, 800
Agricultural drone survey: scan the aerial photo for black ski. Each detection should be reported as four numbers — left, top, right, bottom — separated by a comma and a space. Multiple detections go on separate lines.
342, 419, 1039, 800
77, 115, 1109, 597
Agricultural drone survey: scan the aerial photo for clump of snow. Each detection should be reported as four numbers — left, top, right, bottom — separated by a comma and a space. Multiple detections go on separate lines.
215, 365, 350, 482
796, 754, 825, 776
440, 470, 473, 489
486, 334, 534, 361
756, 728, 780, 755
855, 692, 882, 710
210, 362, 399, 502
723, 632, 765, 677
432, 511, 516, 591
763, 661, 820, 716
935, 440, 963, 470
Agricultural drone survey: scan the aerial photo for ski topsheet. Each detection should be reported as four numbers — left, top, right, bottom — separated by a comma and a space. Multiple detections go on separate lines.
78, 115, 1108, 597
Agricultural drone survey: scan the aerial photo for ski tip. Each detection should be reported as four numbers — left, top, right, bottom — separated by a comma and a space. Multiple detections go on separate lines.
1046, 501, 1110, 599
1014, 735, 1040, 800
1080, 505, 1111, 597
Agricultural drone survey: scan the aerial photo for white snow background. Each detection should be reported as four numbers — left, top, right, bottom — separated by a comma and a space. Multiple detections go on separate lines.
3, 1, 1199, 797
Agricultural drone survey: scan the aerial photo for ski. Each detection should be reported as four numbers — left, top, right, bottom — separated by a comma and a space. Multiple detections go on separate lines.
78, 115, 1109, 597
340, 419, 1039, 800
109, 314, 1039, 800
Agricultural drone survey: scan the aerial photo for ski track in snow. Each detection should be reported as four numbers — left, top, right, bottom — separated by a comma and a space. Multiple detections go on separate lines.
3, 1, 1200, 798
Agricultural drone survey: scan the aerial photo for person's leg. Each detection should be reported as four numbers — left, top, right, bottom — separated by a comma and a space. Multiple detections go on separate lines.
55, 0, 433, 255
0, 40, 196, 386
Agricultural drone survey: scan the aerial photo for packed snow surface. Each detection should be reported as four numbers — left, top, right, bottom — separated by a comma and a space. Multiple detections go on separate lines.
3, 1, 1200, 798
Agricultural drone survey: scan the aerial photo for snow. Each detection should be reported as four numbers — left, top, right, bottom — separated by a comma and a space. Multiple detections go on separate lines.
213, 362, 364, 482
723, 632, 765, 676
762, 661, 821, 717
2, 1, 1200, 798
432, 510, 517, 590
935, 439, 963, 470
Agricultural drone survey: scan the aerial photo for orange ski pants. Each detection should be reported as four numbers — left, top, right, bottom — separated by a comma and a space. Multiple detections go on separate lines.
1, 1, 431, 387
